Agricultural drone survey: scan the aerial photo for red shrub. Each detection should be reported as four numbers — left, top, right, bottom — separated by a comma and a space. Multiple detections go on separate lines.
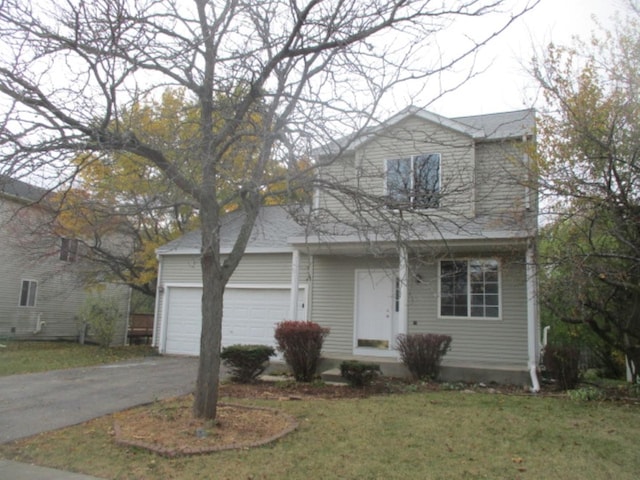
396, 333, 452, 381
274, 320, 329, 382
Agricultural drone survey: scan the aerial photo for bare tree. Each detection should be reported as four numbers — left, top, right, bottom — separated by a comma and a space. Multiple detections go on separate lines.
0, 0, 537, 419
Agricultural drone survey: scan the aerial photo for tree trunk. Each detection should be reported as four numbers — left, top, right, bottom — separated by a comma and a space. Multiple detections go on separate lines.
192, 228, 224, 419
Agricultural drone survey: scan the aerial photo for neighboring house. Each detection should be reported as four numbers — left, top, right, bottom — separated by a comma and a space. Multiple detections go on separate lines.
0, 176, 130, 344
154, 107, 539, 387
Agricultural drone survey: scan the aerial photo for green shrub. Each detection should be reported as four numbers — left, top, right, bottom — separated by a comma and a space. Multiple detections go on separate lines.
568, 386, 606, 402
80, 293, 122, 348
274, 320, 329, 382
340, 360, 381, 388
220, 344, 275, 383
396, 333, 452, 381
543, 344, 581, 390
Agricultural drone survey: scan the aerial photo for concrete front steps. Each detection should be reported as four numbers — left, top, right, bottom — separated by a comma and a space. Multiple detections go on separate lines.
267, 355, 531, 386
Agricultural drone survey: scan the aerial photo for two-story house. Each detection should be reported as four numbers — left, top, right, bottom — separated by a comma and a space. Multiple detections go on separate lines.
0, 175, 130, 344
153, 107, 540, 387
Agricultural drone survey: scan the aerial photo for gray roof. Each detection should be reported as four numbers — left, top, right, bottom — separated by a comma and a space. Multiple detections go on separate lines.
0, 175, 47, 203
316, 107, 535, 157
453, 109, 535, 140
157, 205, 308, 254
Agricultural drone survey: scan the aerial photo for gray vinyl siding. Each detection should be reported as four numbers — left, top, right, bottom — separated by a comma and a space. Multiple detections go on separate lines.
310, 250, 528, 367
475, 140, 534, 227
310, 255, 398, 355
407, 252, 528, 367
0, 198, 129, 344
155, 252, 310, 341
317, 115, 476, 223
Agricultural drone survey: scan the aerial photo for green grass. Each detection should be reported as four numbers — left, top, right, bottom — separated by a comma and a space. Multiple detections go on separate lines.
1, 391, 638, 479
0, 341, 157, 376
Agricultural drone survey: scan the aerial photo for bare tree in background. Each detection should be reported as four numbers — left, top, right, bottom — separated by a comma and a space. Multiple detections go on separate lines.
0, 0, 537, 419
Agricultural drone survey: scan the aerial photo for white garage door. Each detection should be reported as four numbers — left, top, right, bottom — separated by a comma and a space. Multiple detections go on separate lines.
163, 286, 306, 356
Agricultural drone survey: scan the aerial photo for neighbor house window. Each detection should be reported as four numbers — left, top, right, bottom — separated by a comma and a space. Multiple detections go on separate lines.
19, 280, 37, 307
385, 153, 440, 208
60, 237, 78, 262
440, 259, 500, 318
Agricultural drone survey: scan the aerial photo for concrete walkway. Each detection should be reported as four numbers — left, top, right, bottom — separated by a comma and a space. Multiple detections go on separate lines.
0, 459, 104, 479
0, 355, 203, 479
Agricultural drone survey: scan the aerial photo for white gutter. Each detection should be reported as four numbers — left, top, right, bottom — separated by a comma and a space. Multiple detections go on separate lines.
526, 240, 541, 392
152, 253, 163, 348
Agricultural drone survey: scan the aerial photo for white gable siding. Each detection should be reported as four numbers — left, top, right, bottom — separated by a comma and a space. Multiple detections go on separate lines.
317, 115, 476, 224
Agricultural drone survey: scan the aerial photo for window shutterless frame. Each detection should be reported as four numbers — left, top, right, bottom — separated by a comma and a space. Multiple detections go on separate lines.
19, 279, 38, 307
438, 259, 501, 320
384, 153, 441, 209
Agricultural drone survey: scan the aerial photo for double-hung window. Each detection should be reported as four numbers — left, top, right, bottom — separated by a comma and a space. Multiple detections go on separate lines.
385, 153, 440, 209
19, 280, 37, 307
60, 237, 78, 262
440, 259, 500, 318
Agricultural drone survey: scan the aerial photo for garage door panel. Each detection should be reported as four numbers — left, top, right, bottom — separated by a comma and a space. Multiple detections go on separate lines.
164, 287, 305, 355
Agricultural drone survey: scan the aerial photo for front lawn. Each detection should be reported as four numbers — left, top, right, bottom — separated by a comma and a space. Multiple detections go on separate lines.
0, 341, 156, 376
1, 386, 638, 479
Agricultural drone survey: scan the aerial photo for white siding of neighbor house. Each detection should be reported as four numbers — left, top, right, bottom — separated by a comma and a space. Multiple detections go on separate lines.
0, 197, 129, 344
155, 252, 310, 341
310, 250, 529, 367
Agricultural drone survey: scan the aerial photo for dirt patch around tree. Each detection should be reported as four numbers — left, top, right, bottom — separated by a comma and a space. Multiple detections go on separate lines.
111, 378, 407, 457
113, 395, 297, 457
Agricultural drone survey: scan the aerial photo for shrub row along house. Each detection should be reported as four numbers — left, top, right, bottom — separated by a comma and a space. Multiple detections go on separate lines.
0, 175, 130, 344
153, 107, 540, 387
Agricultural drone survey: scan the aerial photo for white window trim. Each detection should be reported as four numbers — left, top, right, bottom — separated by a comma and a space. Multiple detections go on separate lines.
437, 258, 502, 321
19, 279, 38, 307
60, 237, 79, 262
384, 153, 441, 210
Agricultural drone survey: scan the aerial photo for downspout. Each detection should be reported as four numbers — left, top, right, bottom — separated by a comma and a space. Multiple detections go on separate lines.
152, 253, 163, 348
526, 240, 541, 392
33, 313, 45, 334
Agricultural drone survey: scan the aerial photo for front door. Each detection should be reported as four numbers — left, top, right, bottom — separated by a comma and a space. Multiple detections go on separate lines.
355, 270, 397, 351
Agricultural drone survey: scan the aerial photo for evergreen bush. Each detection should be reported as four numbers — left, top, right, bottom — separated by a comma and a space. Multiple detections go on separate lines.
220, 344, 275, 383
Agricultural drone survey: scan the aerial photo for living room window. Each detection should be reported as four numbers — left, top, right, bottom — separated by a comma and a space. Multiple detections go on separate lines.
385, 153, 440, 209
439, 259, 500, 318
60, 237, 78, 262
19, 280, 37, 307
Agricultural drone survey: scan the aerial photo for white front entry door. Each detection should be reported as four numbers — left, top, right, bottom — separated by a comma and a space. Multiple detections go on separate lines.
355, 270, 397, 351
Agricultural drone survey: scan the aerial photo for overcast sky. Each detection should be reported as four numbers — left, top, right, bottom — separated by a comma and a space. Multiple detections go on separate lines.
425, 0, 627, 118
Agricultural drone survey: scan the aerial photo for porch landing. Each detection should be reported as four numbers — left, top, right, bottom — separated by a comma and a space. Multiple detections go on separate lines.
317, 355, 531, 386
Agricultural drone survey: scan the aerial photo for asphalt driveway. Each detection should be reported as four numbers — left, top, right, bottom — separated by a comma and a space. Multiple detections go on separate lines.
0, 356, 202, 444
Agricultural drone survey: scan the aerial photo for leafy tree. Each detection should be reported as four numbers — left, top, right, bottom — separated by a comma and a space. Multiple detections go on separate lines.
51, 88, 303, 297
534, 3, 640, 381
0, 0, 536, 419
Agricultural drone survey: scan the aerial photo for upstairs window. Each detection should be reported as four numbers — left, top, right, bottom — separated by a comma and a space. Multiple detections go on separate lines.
385, 153, 440, 209
19, 280, 37, 307
60, 237, 78, 262
440, 259, 500, 319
